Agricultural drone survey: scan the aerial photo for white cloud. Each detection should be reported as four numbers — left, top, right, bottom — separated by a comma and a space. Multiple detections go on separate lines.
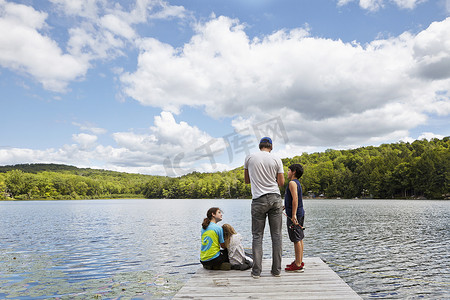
112, 132, 157, 152
107, 0, 187, 24
111, 111, 220, 154
121, 17, 310, 115
0, 0, 189, 92
0, 0, 89, 91
72, 122, 107, 135
281, 103, 427, 147
121, 16, 450, 150
417, 132, 445, 140
401, 132, 446, 143
337, 0, 427, 11
0, 145, 94, 167
100, 14, 136, 40
413, 18, 450, 80
112, 111, 227, 174
148, 1, 186, 19
67, 24, 126, 61
72, 133, 98, 149
392, 0, 427, 9
0, 111, 226, 175
360, 0, 384, 11
49, 0, 101, 19
151, 111, 214, 147
1, 1, 448, 176
0, 107, 446, 176
337, 0, 354, 6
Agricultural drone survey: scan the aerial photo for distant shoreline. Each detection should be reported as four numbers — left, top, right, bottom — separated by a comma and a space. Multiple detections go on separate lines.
2, 197, 448, 202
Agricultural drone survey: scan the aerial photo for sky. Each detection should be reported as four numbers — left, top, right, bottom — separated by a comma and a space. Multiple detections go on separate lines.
1, 0, 449, 177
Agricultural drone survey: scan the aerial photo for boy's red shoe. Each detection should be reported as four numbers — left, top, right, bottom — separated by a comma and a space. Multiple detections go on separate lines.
286, 261, 304, 268
286, 261, 295, 267
285, 262, 304, 272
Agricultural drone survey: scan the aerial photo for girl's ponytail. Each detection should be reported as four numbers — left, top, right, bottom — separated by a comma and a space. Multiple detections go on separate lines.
202, 217, 211, 230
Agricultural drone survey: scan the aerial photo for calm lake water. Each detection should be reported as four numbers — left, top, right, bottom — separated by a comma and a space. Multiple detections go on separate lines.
0, 199, 449, 299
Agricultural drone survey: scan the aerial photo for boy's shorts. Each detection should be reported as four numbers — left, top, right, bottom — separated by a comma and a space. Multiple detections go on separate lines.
287, 215, 304, 242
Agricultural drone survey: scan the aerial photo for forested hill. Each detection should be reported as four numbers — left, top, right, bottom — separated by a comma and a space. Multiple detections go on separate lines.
0, 137, 449, 200
282, 137, 449, 200
0, 163, 81, 173
0, 163, 157, 200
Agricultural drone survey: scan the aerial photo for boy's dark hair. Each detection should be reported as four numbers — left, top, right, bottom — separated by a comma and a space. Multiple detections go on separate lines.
289, 164, 304, 178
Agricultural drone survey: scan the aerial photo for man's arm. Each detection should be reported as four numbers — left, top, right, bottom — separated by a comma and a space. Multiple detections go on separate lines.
277, 172, 285, 186
244, 169, 250, 184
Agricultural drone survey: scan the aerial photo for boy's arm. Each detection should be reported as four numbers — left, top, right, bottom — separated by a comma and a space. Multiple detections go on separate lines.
289, 181, 299, 225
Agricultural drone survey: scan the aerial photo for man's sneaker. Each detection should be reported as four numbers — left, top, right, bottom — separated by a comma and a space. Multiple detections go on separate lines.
251, 273, 260, 279
285, 263, 304, 272
271, 272, 281, 277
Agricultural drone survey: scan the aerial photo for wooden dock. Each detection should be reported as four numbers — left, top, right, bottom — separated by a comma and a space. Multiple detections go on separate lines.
173, 257, 362, 299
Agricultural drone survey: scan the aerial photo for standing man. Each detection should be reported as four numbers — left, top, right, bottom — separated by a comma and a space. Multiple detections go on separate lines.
244, 137, 285, 278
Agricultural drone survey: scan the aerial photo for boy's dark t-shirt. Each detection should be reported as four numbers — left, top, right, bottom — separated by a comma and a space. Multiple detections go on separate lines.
284, 179, 304, 218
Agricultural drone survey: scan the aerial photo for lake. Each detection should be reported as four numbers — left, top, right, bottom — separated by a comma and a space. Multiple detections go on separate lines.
0, 199, 449, 299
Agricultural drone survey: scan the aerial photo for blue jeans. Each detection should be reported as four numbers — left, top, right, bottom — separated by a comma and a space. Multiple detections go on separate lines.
251, 193, 283, 276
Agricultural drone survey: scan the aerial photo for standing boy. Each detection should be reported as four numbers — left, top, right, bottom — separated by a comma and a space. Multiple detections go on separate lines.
244, 137, 285, 278
284, 164, 305, 272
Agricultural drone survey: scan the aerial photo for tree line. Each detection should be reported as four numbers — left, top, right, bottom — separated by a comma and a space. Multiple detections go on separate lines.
284, 137, 449, 199
0, 137, 449, 200
0, 165, 150, 200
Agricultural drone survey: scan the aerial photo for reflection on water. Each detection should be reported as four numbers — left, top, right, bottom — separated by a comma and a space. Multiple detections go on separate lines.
0, 199, 449, 299
305, 200, 450, 299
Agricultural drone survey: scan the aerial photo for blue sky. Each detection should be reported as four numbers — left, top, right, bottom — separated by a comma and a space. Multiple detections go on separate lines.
1, 0, 449, 176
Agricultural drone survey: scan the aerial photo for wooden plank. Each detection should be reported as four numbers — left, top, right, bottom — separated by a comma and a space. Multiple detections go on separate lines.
173, 257, 362, 300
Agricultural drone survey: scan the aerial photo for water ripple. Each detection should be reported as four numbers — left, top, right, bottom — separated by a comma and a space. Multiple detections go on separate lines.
0, 199, 449, 299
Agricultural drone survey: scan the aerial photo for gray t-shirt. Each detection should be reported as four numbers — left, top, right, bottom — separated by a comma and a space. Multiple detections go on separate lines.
244, 150, 284, 199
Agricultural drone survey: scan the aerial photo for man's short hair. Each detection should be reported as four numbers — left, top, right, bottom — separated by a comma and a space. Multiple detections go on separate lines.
259, 137, 273, 150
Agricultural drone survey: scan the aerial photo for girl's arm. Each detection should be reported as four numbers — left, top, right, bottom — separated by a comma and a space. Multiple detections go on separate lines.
289, 180, 299, 225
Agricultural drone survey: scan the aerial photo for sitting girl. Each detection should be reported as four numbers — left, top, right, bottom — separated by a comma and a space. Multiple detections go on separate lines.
200, 207, 231, 270
222, 224, 253, 270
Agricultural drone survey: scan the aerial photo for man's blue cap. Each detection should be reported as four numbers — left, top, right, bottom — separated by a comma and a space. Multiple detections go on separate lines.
260, 137, 272, 144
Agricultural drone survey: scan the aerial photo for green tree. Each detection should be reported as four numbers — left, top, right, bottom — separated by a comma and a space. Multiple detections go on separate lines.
5, 170, 33, 198
0, 174, 7, 199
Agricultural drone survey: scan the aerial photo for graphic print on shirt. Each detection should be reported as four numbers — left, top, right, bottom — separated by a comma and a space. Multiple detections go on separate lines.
201, 229, 220, 261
